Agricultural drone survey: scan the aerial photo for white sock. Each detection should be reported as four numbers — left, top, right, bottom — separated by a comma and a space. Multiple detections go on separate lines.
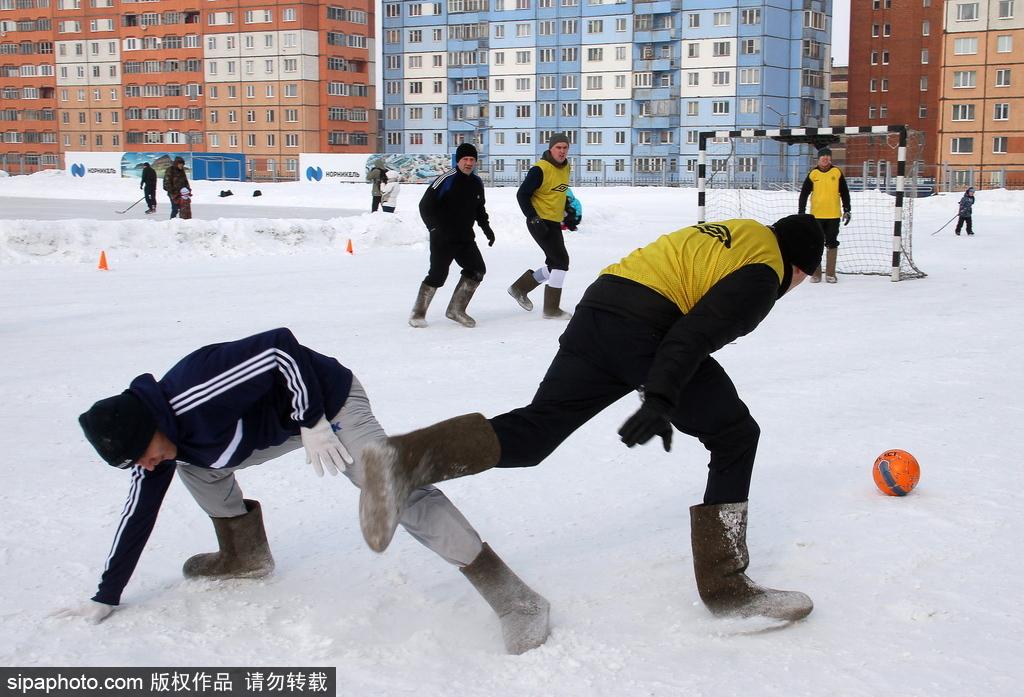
533, 266, 551, 284
548, 269, 567, 289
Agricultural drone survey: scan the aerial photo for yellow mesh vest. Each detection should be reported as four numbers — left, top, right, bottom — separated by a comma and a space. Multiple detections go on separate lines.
600, 219, 785, 313
808, 167, 844, 219
532, 159, 571, 222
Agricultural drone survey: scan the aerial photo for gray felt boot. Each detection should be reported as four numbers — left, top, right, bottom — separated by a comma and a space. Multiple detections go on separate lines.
183, 499, 275, 579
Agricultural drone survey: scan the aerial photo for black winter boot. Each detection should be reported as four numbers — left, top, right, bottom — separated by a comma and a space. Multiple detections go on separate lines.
461, 543, 550, 655
445, 276, 480, 327
408, 283, 437, 328
542, 286, 572, 320
359, 413, 500, 553
183, 499, 275, 579
690, 502, 812, 621
508, 270, 540, 311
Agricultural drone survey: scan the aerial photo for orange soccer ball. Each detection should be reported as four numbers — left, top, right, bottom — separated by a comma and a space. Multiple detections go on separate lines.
872, 449, 921, 496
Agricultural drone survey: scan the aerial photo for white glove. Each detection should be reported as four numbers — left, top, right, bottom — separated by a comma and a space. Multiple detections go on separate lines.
300, 416, 353, 477
51, 600, 115, 624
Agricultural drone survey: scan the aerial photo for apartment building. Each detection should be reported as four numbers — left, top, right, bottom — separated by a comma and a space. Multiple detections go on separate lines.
381, 0, 832, 182
0, 0, 375, 177
827, 62, 847, 162
940, 0, 1024, 188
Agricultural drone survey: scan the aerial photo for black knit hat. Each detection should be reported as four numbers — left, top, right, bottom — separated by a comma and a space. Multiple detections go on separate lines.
79, 391, 157, 469
548, 133, 570, 149
817, 147, 832, 158
773, 214, 825, 275
455, 142, 478, 162
174, 156, 185, 164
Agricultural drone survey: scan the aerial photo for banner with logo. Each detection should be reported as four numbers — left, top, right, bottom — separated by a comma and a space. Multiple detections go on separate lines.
299, 153, 450, 184
65, 152, 124, 178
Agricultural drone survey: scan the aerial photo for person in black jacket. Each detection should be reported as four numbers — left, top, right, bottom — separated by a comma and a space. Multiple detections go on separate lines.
360, 216, 825, 625
140, 162, 157, 214
408, 142, 495, 328
55, 328, 550, 655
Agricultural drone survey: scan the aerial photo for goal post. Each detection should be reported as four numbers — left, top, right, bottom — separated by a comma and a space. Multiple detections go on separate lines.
697, 125, 926, 282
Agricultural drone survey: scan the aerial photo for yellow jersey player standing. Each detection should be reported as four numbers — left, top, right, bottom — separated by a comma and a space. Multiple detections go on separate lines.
798, 147, 851, 283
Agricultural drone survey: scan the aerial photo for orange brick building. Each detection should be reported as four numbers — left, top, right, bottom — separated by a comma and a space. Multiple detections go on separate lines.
0, 0, 375, 177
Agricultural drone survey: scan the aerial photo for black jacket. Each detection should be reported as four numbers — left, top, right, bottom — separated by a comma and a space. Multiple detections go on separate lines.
140, 165, 157, 190
419, 167, 492, 242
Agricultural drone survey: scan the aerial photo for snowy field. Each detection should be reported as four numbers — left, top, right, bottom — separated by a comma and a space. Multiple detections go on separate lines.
1, 172, 1021, 696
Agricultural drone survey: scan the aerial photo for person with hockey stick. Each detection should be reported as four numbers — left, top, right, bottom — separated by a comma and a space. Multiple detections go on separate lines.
507, 133, 574, 319
140, 162, 157, 214
407, 142, 495, 328
955, 186, 976, 236
55, 328, 549, 655
360, 215, 825, 625
798, 147, 851, 283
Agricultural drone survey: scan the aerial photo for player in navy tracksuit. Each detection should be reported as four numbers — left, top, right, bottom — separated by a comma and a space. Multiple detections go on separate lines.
59, 328, 549, 655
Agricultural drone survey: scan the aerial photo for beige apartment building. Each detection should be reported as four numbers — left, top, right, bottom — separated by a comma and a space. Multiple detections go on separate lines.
940, 0, 1024, 188
0, 0, 375, 177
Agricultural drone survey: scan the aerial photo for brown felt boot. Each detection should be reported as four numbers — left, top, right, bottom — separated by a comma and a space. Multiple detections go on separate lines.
461, 543, 551, 655
408, 283, 437, 328
542, 286, 572, 320
690, 502, 813, 622
508, 269, 540, 311
359, 413, 500, 553
825, 248, 838, 283
445, 276, 480, 327
183, 499, 275, 579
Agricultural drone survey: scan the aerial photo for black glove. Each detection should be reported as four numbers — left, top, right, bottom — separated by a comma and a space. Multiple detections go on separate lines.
618, 394, 673, 452
842, 210, 851, 226
527, 215, 547, 237
482, 226, 495, 247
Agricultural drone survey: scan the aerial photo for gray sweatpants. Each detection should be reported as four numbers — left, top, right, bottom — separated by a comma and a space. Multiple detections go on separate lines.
176, 376, 483, 566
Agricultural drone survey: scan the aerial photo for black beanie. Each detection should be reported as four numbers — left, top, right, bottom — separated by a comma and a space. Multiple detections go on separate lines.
455, 142, 478, 161
79, 391, 157, 468
773, 214, 825, 276
548, 133, 570, 149
817, 147, 832, 158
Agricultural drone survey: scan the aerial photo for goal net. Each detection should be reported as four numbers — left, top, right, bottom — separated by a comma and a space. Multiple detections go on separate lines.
697, 125, 926, 281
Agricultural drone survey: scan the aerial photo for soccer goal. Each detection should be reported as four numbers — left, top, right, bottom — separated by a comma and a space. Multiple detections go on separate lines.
697, 125, 926, 281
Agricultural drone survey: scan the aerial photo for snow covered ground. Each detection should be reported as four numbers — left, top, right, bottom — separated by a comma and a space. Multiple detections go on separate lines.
1, 171, 1021, 696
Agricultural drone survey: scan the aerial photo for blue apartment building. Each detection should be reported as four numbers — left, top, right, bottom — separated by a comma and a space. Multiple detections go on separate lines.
381, 0, 832, 182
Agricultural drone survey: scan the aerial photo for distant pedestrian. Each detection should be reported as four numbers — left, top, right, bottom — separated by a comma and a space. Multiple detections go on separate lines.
380, 174, 401, 214
176, 187, 193, 220
162, 157, 190, 220
955, 187, 975, 236
408, 142, 494, 329
507, 133, 573, 319
140, 162, 157, 214
367, 159, 388, 212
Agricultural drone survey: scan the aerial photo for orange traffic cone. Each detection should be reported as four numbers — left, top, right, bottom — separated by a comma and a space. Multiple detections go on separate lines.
346, 239, 354, 255
97, 250, 109, 271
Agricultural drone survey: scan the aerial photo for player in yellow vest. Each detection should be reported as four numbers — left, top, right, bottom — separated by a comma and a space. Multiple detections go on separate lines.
798, 147, 851, 283
508, 133, 573, 319
358, 215, 825, 627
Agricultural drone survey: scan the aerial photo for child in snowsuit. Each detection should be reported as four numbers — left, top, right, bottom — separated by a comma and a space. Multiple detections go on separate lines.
176, 187, 193, 220
955, 187, 975, 236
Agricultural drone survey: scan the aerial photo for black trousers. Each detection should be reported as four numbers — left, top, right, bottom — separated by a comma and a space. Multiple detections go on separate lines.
820, 218, 841, 249
490, 304, 759, 505
955, 215, 973, 234
143, 187, 156, 210
371, 195, 382, 212
529, 219, 570, 271
424, 231, 486, 287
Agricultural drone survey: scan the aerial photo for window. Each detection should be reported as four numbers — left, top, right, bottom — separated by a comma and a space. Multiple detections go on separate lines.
920, 76, 928, 91
998, 1, 1014, 18
954, 70, 976, 88
713, 11, 730, 26
993, 136, 1008, 154
997, 35, 1013, 53
586, 75, 602, 90
283, 7, 296, 21
586, 103, 602, 117
741, 8, 760, 24
957, 3, 979, 21
587, 19, 602, 33
712, 41, 730, 57
740, 98, 759, 114
996, 69, 1011, 87
687, 101, 698, 116
952, 104, 975, 121
688, 13, 699, 28
713, 71, 730, 86
586, 131, 601, 145
740, 39, 759, 55
950, 137, 973, 154
954, 37, 978, 54
994, 103, 1009, 120
712, 100, 730, 115
921, 49, 929, 64
922, 20, 930, 36
687, 72, 699, 87
739, 68, 760, 85
919, 105, 927, 118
